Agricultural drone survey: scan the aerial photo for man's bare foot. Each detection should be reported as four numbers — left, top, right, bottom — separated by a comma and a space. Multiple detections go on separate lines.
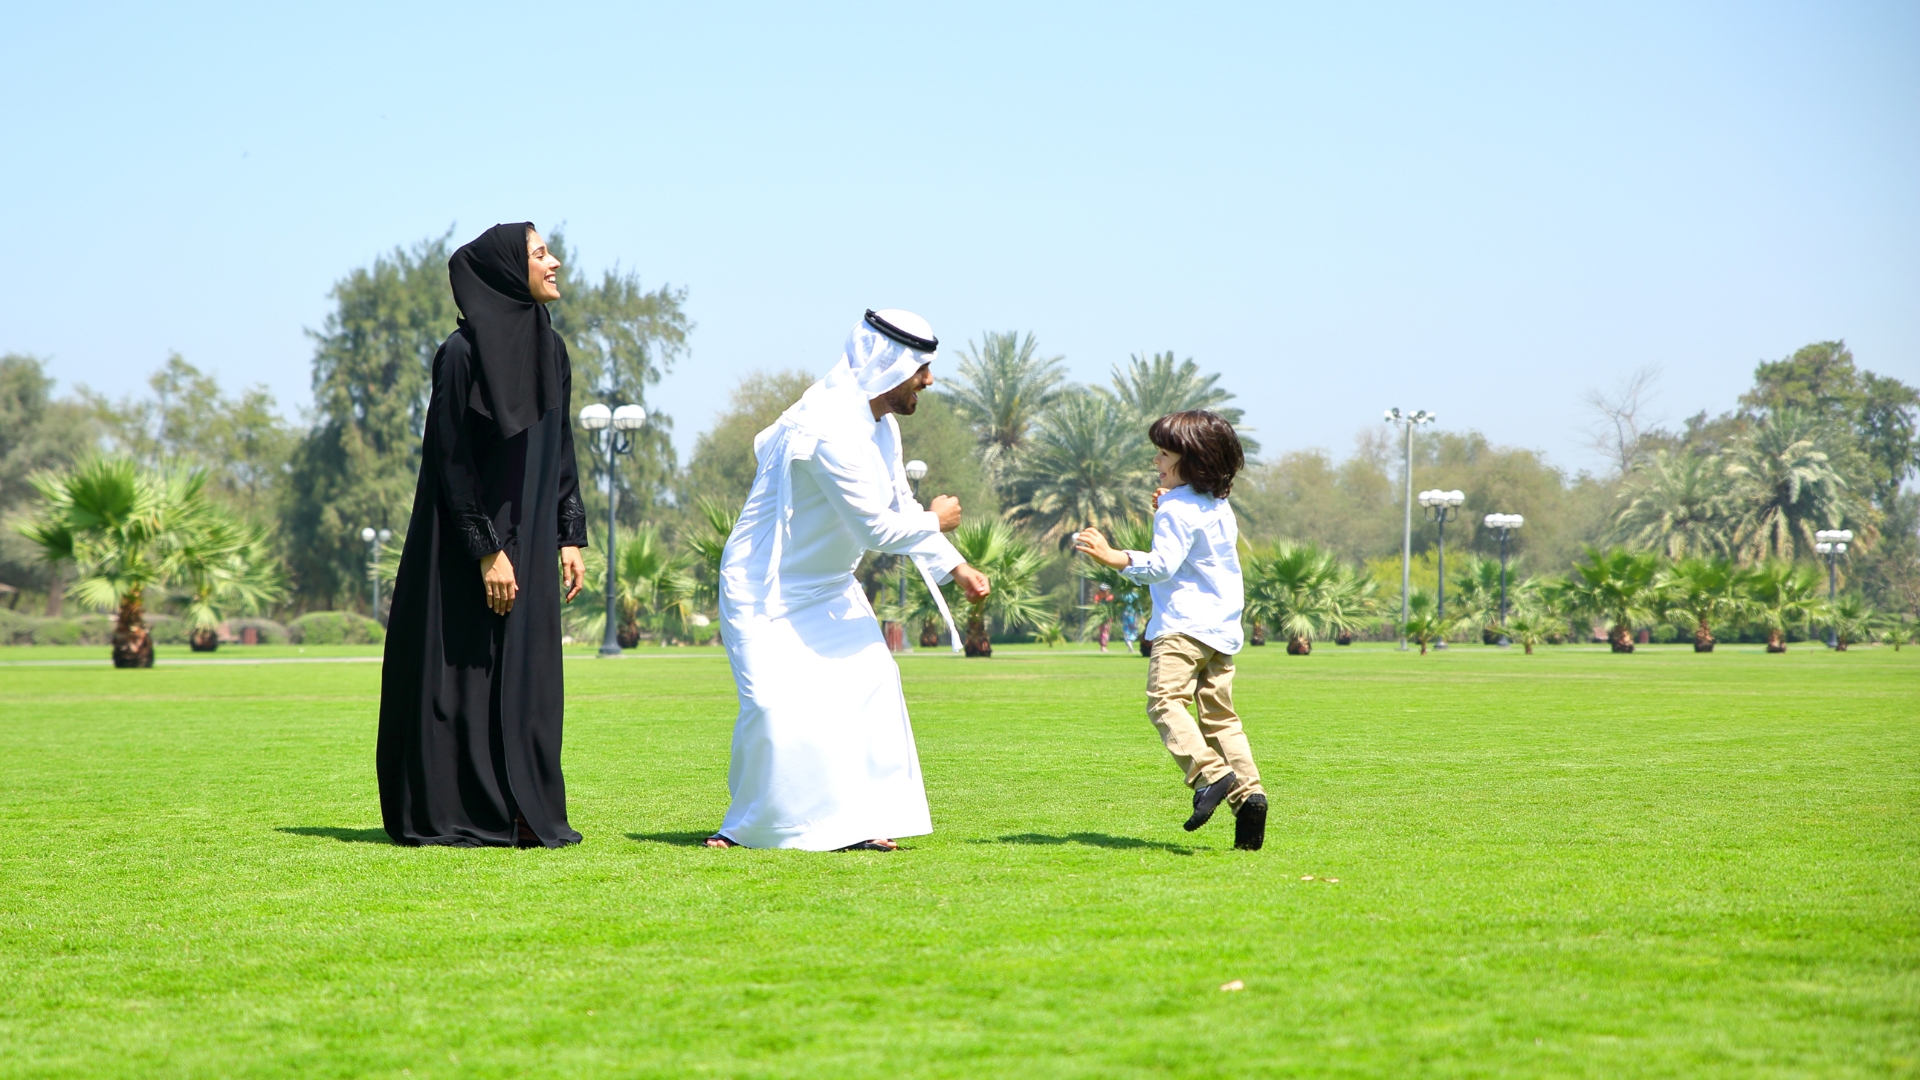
704, 835, 738, 849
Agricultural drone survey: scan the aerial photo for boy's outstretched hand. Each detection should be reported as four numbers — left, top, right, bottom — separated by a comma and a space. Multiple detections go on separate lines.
1073, 527, 1131, 571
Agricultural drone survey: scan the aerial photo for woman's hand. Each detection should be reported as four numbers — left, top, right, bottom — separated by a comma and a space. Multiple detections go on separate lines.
560, 546, 586, 602
1073, 527, 1131, 570
480, 550, 518, 615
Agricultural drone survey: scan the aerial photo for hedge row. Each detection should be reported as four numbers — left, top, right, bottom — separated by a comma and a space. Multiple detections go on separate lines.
0, 611, 311, 646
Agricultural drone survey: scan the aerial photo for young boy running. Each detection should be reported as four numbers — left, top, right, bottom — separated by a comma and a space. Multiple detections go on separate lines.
1074, 410, 1266, 850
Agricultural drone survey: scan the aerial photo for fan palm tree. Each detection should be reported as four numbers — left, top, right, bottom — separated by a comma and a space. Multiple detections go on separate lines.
571, 525, 695, 646
1826, 593, 1875, 652
1502, 604, 1554, 655
1660, 556, 1747, 653
1612, 449, 1734, 559
1077, 520, 1153, 647
1445, 555, 1511, 644
1555, 546, 1662, 653
1724, 409, 1869, 563
1398, 588, 1459, 655
1108, 351, 1258, 456
1242, 542, 1376, 655
685, 497, 738, 612
945, 520, 1056, 656
17, 457, 252, 668
1005, 391, 1154, 546
172, 516, 287, 651
1742, 562, 1824, 653
1879, 614, 1916, 651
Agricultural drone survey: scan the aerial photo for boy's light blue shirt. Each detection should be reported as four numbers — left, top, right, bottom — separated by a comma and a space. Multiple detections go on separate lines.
1119, 484, 1244, 654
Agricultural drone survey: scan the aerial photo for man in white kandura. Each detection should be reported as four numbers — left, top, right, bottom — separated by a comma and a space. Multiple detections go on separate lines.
706, 309, 991, 852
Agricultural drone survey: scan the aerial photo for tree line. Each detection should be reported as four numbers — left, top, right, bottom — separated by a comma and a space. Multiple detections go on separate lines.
2, 231, 1915, 653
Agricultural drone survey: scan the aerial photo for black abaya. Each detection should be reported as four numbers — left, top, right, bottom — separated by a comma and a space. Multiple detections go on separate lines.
376, 325, 590, 847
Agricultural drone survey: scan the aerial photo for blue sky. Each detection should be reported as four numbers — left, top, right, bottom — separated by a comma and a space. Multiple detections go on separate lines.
5, 2, 1916, 473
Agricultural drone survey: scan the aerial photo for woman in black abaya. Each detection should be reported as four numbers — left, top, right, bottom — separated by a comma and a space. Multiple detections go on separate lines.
377, 223, 590, 848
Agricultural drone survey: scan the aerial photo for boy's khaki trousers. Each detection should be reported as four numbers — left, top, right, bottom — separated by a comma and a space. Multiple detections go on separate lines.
1146, 633, 1264, 810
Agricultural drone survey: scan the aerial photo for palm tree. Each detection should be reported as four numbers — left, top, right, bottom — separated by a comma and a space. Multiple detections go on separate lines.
572, 526, 695, 646
17, 457, 250, 668
685, 498, 738, 612
1108, 351, 1258, 456
1724, 409, 1869, 563
1612, 449, 1733, 559
173, 516, 287, 652
945, 520, 1056, 656
1827, 593, 1875, 652
1879, 614, 1915, 651
1742, 562, 1823, 653
1078, 520, 1153, 648
941, 331, 1068, 495
1554, 546, 1662, 653
1660, 556, 1747, 653
1242, 542, 1377, 655
1446, 555, 1511, 644
1005, 391, 1154, 546
1503, 604, 1554, 655
1398, 588, 1458, 655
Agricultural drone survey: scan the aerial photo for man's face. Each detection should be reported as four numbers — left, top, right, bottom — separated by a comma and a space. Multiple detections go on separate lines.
879, 364, 934, 416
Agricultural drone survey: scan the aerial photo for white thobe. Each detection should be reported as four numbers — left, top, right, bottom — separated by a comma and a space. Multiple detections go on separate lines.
716, 383, 963, 850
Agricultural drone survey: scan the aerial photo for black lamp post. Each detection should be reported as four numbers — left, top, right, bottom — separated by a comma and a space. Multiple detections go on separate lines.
360, 526, 391, 624
1419, 488, 1464, 649
1483, 512, 1523, 645
1814, 529, 1852, 649
579, 402, 646, 657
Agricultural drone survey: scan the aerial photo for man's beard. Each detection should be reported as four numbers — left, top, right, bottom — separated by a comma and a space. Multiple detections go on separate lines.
882, 382, 919, 416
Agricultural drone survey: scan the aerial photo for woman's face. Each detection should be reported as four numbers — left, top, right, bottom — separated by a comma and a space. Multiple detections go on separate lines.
527, 230, 561, 303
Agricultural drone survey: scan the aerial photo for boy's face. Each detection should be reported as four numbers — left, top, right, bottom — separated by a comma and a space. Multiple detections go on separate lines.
1153, 445, 1184, 489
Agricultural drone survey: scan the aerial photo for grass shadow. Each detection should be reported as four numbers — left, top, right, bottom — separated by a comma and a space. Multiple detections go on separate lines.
278, 826, 393, 845
978, 832, 1196, 856
627, 831, 717, 847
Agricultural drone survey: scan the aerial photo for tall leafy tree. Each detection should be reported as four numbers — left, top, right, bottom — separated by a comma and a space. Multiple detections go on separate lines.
547, 232, 691, 530
1740, 340, 1920, 508
282, 233, 458, 608
683, 370, 815, 509
0, 354, 98, 610
1109, 351, 1258, 455
85, 354, 294, 523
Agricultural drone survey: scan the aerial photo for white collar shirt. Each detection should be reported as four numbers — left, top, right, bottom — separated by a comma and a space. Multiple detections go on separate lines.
1119, 485, 1244, 654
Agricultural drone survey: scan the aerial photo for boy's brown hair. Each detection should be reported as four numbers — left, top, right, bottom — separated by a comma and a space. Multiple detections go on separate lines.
1148, 410, 1244, 499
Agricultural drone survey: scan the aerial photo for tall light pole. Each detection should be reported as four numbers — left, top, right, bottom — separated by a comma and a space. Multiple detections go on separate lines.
1384, 408, 1435, 650
360, 526, 392, 624
1483, 513, 1523, 645
579, 402, 646, 657
891, 459, 928, 653
1419, 489, 1465, 649
1814, 529, 1852, 649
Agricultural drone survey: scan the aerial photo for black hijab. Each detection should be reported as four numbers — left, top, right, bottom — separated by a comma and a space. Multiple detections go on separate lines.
449, 223, 561, 440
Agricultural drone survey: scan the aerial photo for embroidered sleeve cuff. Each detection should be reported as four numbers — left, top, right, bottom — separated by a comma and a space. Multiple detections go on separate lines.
459, 514, 503, 561
558, 492, 590, 548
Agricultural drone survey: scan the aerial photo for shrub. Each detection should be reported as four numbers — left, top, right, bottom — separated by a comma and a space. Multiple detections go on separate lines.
1649, 623, 1679, 644
289, 611, 386, 645
146, 614, 190, 645
0, 609, 38, 645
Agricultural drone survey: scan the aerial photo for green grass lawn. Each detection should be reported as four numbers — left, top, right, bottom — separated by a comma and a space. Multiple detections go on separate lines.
1, 642, 1914, 1078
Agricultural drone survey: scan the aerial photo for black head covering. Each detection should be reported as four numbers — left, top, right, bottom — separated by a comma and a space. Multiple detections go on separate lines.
449, 223, 561, 440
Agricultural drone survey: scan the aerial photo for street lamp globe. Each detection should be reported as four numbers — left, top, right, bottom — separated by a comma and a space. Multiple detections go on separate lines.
578, 403, 612, 430
905, 459, 928, 482
361, 527, 376, 542
611, 404, 647, 431
1444, 489, 1465, 508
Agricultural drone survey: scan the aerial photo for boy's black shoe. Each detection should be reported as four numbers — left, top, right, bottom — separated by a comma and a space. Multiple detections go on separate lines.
1233, 794, 1268, 851
1184, 771, 1237, 832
